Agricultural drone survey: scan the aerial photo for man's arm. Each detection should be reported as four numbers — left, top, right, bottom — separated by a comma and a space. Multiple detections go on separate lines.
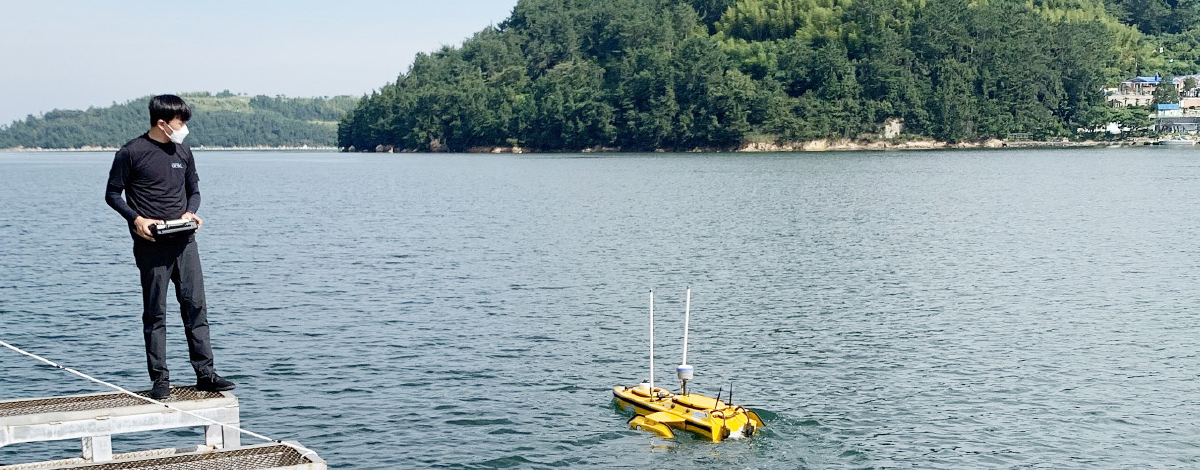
181, 151, 203, 228
105, 150, 139, 222
106, 150, 159, 241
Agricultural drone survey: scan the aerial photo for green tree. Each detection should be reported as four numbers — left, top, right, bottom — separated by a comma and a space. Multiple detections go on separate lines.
1, 94, 356, 149
529, 60, 616, 149
335, 0, 1148, 151
1153, 79, 1181, 103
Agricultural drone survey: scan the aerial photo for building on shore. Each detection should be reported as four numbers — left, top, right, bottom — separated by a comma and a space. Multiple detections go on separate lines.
1174, 73, 1200, 109
1107, 75, 1160, 107
1108, 73, 1200, 109
1150, 103, 1200, 134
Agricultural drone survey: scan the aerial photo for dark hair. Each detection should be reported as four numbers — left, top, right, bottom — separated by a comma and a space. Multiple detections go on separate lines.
148, 94, 192, 126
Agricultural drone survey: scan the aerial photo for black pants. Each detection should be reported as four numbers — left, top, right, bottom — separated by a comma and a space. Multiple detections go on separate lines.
133, 237, 215, 382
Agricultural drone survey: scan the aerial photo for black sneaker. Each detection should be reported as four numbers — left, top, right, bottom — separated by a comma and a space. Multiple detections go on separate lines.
196, 375, 236, 392
150, 380, 171, 400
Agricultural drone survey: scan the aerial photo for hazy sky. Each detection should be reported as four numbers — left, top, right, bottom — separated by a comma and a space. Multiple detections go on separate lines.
0, 0, 521, 125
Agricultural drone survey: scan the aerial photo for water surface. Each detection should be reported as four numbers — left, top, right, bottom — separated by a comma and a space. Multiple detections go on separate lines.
3, 148, 1200, 468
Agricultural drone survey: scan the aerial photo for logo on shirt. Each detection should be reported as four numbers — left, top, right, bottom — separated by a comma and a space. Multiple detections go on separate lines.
171, 163, 185, 169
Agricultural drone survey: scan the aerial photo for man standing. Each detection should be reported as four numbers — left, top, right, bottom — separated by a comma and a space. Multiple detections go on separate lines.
105, 94, 235, 399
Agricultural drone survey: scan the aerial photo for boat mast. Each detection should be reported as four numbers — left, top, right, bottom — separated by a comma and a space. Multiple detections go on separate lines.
649, 289, 655, 393
676, 286, 695, 395
682, 286, 690, 365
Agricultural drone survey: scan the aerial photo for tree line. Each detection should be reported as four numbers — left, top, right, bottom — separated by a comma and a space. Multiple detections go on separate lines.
338, 0, 1186, 152
0, 92, 358, 149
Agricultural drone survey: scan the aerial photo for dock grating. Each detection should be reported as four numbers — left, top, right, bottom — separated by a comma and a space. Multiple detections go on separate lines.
58, 445, 308, 470
0, 388, 222, 418
0, 445, 315, 470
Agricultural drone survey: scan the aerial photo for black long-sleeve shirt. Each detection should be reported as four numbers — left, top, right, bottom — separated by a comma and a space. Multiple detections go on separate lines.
105, 134, 200, 239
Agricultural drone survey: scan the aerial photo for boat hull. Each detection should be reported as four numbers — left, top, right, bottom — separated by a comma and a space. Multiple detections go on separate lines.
612, 385, 762, 442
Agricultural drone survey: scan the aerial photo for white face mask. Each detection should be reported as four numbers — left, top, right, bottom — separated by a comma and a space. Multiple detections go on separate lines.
161, 122, 189, 144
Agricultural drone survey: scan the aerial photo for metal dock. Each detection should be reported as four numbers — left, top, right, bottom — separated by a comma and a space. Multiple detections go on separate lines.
0, 387, 325, 469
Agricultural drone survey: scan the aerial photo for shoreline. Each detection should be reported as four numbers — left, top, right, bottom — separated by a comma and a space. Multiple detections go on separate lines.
2, 139, 1164, 153
375, 138, 1157, 154
735, 138, 1140, 152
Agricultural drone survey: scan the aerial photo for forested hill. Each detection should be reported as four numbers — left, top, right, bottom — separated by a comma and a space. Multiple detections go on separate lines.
0, 92, 358, 149
340, 0, 1197, 152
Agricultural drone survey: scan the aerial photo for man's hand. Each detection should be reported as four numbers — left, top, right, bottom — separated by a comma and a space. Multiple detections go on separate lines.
134, 216, 161, 242
181, 212, 203, 230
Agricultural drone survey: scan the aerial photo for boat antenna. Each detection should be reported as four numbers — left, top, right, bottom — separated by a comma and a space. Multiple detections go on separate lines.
676, 286, 694, 395
713, 385, 723, 410
729, 381, 733, 406
649, 289, 655, 395
682, 286, 690, 365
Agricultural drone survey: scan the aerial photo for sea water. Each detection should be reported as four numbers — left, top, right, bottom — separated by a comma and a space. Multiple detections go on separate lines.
3, 148, 1200, 468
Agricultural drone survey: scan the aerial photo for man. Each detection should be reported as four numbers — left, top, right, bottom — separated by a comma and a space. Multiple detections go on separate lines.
105, 94, 235, 399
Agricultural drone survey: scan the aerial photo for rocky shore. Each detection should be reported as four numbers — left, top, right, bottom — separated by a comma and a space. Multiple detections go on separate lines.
735, 137, 1134, 152
8, 139, 1155, 153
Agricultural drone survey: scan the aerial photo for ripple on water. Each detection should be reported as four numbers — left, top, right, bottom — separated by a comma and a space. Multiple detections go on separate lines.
4, 150, 1200, 469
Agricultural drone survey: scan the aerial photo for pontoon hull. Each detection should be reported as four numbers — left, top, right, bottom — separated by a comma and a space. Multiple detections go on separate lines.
613, 385, 763, 442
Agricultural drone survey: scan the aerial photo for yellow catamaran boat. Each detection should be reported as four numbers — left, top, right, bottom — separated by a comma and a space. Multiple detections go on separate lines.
613, 288, 764, 442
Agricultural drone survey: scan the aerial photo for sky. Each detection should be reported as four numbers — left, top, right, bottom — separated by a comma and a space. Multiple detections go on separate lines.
0, 0, 521, 125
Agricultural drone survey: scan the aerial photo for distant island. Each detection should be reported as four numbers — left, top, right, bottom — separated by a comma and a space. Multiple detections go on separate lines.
338, 0, 1197, 153
0, 91, 357, 150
